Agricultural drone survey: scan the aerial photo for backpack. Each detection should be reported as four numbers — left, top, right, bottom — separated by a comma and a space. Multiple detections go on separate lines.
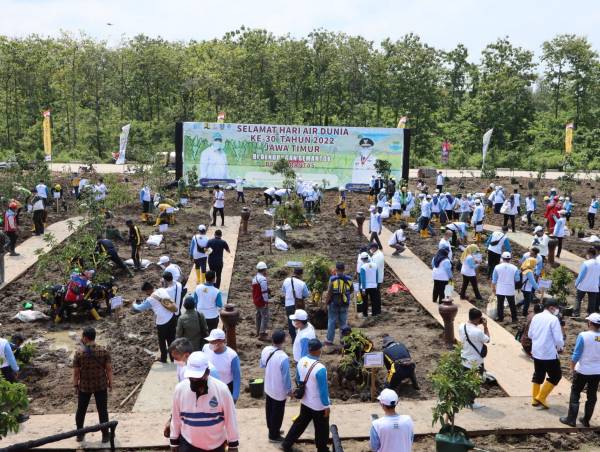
195, 235, 206, 254
330, 276, 352, 306
252, 276, 267, 308
65, 275, 87, 303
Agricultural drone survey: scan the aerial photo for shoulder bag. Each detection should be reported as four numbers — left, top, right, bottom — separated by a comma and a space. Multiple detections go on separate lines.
291, 277, 305, 309
463, 324, 487, 358
294, 360, 319, 399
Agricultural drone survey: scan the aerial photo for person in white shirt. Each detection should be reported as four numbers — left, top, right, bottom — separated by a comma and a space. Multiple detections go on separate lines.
31, 188, 46, 235
439, 229, 453, 260
369, 243, 385, 286
493, 186, 505, 214
35, 180, 48, 201
370, 388, 414, 452
486, 226, 511, 279
139, 185, 152, 220
202, 329, 241, 402
93, 178, 108, 202
189, 225, 209, 285
573, 247, 600, 317
133, 282, 177, 363
436, 171, 444, 192
552, 210, 567, 258
252, 262, 271, 341
459, 245, 483, 301
235, 178, 246, 203
359, 252, 381, 317
199, 132, 229, 180
528, 299, 564, 409
289, 309, 316, 363
260, 330, 292, 443
588, 195, 599, 229
78, 177, 89, 198
525, 193, 537, 225
459, 308, 490, 409
157, 255, 182, 282
162, 271, 184, 316
501, 195, 518, 233
492, 252, 520, 323
559, 312, 600, 428
369, 205, 383, 250
532, 226, 550, 260
274, 188, 290, 203
194, 271, 223, 332
169, 352, 239, 450
211, 185, 225, 227
264, 187, 277, 206
388, 223, 407, 256
513, 189, 522, 215
281, 268, 310, 341
281, 339, 330, 452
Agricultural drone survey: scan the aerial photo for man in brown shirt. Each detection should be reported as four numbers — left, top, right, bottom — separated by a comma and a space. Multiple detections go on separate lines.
73, 327, 113, 443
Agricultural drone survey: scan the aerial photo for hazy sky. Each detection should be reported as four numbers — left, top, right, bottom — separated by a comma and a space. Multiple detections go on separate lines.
1, 0, 599, 59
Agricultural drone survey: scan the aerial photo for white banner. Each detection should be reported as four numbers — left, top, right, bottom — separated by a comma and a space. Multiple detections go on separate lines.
116, 124, 131, 165
482, 128, 493, 164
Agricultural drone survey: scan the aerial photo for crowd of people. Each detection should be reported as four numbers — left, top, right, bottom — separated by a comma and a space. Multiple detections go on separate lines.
3, 169, 600, 452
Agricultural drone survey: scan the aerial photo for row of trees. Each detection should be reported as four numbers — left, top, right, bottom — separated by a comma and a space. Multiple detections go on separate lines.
0, 29, 599, 168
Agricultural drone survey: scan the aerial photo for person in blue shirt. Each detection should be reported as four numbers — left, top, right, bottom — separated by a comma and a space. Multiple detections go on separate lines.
520, 258, 540, 316
519, 247, 543, 277
552, 210, 567, 258
0, 336, 20, 382
432, 248, 452, 303
563, 197, 573, 222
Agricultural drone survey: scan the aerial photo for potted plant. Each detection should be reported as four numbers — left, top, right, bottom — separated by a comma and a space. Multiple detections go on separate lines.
571, 220, 585, 238
431, 345, 481, 451
548, 265, 575, 308
304, 255, 333, 304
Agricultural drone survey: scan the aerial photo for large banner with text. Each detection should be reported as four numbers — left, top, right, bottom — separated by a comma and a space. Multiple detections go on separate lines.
182, 122, 404, 188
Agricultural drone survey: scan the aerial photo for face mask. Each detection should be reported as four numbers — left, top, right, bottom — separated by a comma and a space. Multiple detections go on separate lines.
174, 360, 186, 367
209, 344, 217, 352
551, 308, 559, 316
189, 378, 208, 395
214, 141, 223, 151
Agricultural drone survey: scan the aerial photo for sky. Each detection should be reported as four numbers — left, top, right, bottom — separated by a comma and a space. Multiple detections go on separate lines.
1, 0, 599, 60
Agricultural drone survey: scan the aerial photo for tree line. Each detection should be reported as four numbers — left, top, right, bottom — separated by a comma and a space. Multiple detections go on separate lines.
0, 28, 598, 169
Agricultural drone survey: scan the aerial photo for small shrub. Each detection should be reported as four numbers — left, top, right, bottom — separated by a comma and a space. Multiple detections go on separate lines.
0, 378, 28, 438
548, 265, 575, 305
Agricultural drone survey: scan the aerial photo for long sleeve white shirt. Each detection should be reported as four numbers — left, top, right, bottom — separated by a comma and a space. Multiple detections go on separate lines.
528, 310, 564, 360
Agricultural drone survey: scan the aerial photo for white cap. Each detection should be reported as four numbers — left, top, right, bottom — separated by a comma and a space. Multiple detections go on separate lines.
369, 205, 376, 212
534, 226, 544, 233
360, 252, 370, 260
426, 195, 432, 199
256, 261, 268, 270
380, 188, 386, 193
559, 196, 565, 200
339, 187, 345, 192
377, 388, 399, 406
205, 328, 226, 342
586, 313, 600, 324
183, 352, 209, 379
289, 309, 308, 321
501, 251, 511, 259
198, 224, 206, 232
475, 199, 481, 204
157, 255, 170, 266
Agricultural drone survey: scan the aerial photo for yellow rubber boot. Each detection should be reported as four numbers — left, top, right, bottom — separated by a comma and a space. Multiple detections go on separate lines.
54, 315, 62, 324
195, 268, 202, 286
90, 308, 101, 321
199, 271, 206, 284
531, 383, 541, 406
534, 381, 555, 409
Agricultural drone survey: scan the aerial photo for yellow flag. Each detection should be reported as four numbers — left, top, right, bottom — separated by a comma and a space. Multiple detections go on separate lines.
565, 122, 574, 155
42, 110, 52, 161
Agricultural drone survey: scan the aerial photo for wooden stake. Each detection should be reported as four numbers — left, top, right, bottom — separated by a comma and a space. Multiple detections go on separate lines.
370, 368, 377, 401
119, 382, 142, 408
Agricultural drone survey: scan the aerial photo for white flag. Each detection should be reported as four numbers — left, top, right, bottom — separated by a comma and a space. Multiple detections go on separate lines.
482, 128, 493, 163
116, 124, 131, 165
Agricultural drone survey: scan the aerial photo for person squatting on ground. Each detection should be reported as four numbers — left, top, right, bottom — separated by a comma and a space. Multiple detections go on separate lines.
73, 327, 113, 443
382, 335, 419, 391
431, 248, 452, 304
281, 339, 331, 452
528, 299, 564, 409
559, 313, 600, 428
252, 261, 272, 341
459, 308, 489, 409
259, 330, 292, 443
324, 262, 352, 345
388, 223, 407, 256
370, 388, 414, 452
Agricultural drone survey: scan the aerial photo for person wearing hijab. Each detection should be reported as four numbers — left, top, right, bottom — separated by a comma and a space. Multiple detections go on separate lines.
432, 248, 452, 304
520, 257, 540, 317
459, 245, 483, 301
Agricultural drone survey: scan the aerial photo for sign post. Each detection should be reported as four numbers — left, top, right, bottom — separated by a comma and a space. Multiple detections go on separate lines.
363, 352, 384, 401
265, 229, 274, 254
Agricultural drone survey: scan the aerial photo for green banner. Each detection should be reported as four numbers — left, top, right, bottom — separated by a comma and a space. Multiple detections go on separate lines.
183, 122, 404, 188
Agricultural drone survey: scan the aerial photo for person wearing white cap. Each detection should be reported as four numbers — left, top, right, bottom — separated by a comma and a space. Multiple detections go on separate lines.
193, 270, 223, 332
376, 188, 387, 210
552, 210, 567, 258
211, 185, 225, 227
163, 271, 184, 317
169, 351, 239, 451
573, 247, 600, 317
264, 186, 277, 206
370, 388, 414, 452
202, 329, 241, 403
235, 177, 246, 203
532, 226, 549, 260
486, 225, 511, 279
139, 184, 152, 222
417, 194, 433, 238
252, 261, 271, 341
359, 251, 381, 316
436, 170, 444, 192
525, 193, 537, 225
296, 177, 305, 200
528, 299, 564, 409
281, 338, 330, 452
492, 251, 520, 322
157, 255, 182, 283
189, 225, 209, 285
588, 195, 599, 229
369, 205, 383, 250
281, 267, 310, 341
559, 312, 600, 427
471, 199, 485, 242
492, 186, 505, 214
500, 194, 518, 233
289, 309, 316, 362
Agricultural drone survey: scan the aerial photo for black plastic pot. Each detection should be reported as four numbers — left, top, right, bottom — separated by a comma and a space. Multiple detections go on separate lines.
435, 425, 474, 452
249, 378, 264, 398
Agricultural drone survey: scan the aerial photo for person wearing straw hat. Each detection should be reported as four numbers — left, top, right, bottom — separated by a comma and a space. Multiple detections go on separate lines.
370, 388, 414, 452
289, 309, 316, 363
459, 245, 483, 301
559, 312, 600, 427
169, 352, 239, 451
202, 329, 241, 403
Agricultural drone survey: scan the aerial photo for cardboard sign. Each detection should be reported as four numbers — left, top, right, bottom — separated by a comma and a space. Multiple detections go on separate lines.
265, 229, 274, 238
363, 352, 384, 368
538, 279, 552, 290
159, 224, 169, 233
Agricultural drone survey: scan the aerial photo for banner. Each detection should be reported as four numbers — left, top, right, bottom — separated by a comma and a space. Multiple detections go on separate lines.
565, 122, 574, 154
182, 122, 404, 188
42, 110, 51, 162
116, 124, 131, 165
482, 128, 493, 164
441, 140, 451, 164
